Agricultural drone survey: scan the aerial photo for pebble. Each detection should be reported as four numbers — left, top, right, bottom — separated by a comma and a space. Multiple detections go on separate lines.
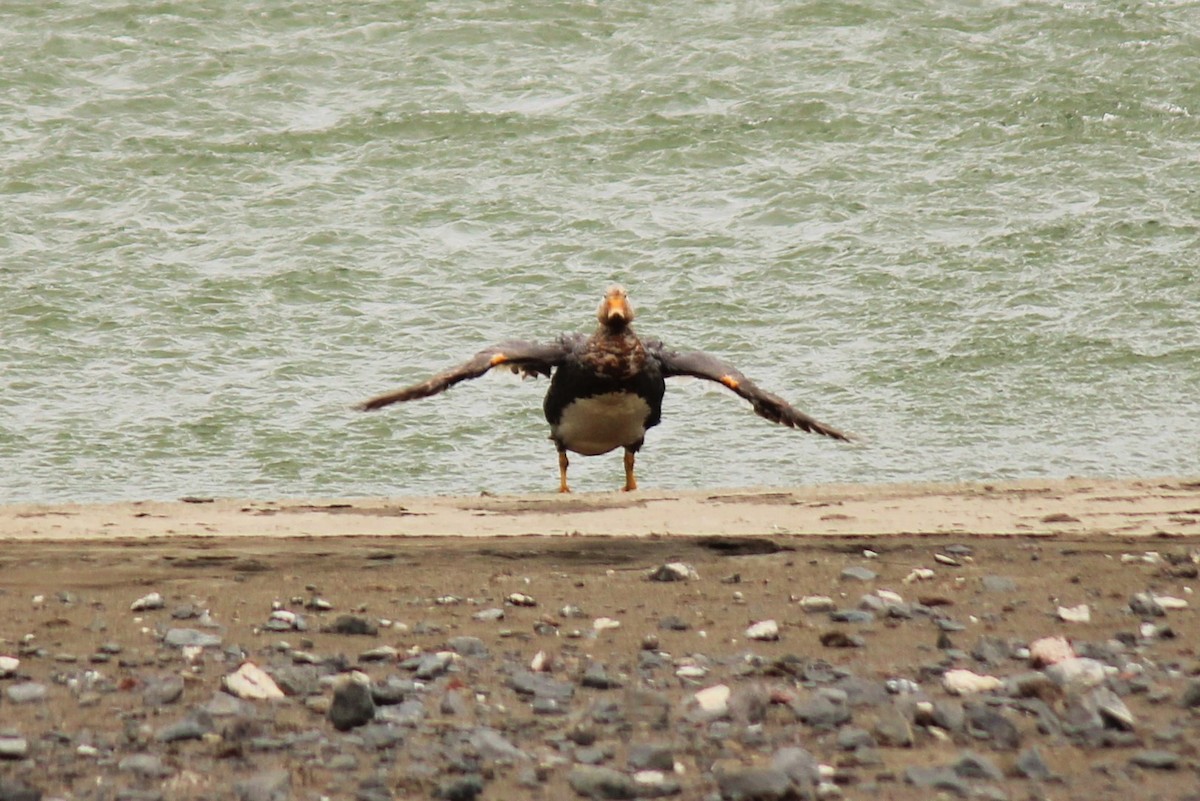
223, 661, 285, 700
163, 628, 222, 648
0, 656, 17, 677
840, 566, 877, 582
1028, 635, 1074, 667
568, 765, 639, 799
507, 592, 537, 607
5, 682, 47, 704
0, 735, 29, 760
593, 617, 621, 632
234, 769, 291, 801
942, 670, 1002, 696
744, 619, 780, 641
1056, 603, 1091, 623
692, 684, 731, 717
130, 592, 165, 611
797, 595, 836, 612
648, 562, 699, 581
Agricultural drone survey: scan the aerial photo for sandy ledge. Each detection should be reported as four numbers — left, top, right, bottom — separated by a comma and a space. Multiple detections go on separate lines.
3, 476, 1198, 541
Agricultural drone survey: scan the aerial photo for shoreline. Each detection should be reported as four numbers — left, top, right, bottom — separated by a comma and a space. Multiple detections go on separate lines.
3, 476, 1198, 541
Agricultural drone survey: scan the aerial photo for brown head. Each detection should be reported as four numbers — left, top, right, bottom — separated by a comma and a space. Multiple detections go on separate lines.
597, 285, 634, 330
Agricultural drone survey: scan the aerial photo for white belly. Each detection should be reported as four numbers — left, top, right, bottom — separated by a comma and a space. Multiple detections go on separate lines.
553, 392, 651, 456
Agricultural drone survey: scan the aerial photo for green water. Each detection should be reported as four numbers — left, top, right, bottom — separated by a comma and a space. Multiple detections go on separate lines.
2, 1, 1197, 502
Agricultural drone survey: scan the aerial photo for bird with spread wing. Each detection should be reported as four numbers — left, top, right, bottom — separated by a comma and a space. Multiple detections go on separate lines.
358, 286, 854, 492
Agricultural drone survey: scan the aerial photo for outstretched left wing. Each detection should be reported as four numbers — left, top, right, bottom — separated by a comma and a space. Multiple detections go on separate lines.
648, 343, 854, 441
357, 338, 575, 412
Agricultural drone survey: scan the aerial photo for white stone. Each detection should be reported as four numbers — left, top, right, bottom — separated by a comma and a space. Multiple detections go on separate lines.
593, 617, 621, 631
692, 684, 730, 715
798, 595, 836, 612
902, 568, 935, 584
655, 562, 699, 581
876, 589, 904, 605
130, 592, 164, 612
508, 592, 537, 607
745, 620, 780, 641
942, 669, 1002, 695
1152, 594, 1188, 610
530, 650, 549, 672
1044, 656, 1108, 688
0, 656, 18, 677
675, 665, 708, 680
1057, 604, 1091, 623
270, 609, 297, 626
222, 661, 285, 700
1028, 635, 1074, 666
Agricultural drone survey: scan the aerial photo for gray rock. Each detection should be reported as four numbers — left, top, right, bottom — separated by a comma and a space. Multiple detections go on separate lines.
1092, 686, 1135, 730
1129, 750, 1180, 770
904, 766, 968, 797
1015, 746, 1054, 780
568, 765, 638, 799
840, 566, 877, 582
377, 699, 425, 727
770, 746, 820, 790
952, 751, 1004, 781
163, 628, 222, 648
0, 778, 42, 801
370, 676, 417, 705
440, 689, 469, 716
1129, 592, 1165, 617
155, 714, 213, 743
582, 662, 623, 689
5, 683, 47, 704
329, 675, 375, 731
965, 704, 1021, 750
716, 767, 798, 801
981, 575, 1017, 593
234, 769, 291, 801
628, 743, 675, 771
829, 609, 874, 624
1181, 679, 1200, 709
508, 670, 575, 703
434, 774, 485, 801
447, 636, 488, 657
472, 608, 504, 622
414, 651, 454, 680
836, 727, 876, 751
142, 675, 185, 707
118, 753, 171, 779
468, 727, 529, 763
873, 705, 913, 747
658, 616, 690, 631
791, 692, 851, 730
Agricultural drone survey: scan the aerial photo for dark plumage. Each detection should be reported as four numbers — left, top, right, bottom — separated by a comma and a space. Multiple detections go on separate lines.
358, 286, 853, 492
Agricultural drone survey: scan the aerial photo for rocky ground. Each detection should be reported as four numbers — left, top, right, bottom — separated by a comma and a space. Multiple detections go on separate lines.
1, 530, 1199, 801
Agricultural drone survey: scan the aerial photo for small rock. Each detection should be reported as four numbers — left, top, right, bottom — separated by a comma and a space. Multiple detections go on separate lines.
798, 595, 836, 612
155, 715, 213, 743
0, 656, 18, 677
468, 727, 529, 763
5, 682, 47, 704
568, 765, 638, 799
130, 592, 165, 612
716, 767, 795, 801
413, 651, 456, 680
118, 753, 171, 779
952, 751, 1003, 780
0, 778, 40, 801
902, 568, 935, 584
981, 575, 1017, 593
163, 628, 222, 648
234, 769, 291, 801
904, 766, 968, 797
327, 615, 378, 636
1044, 657, 1108, 689
1014, 746, 1054, 780
692, 684, 731, 717
0, 735, 29, 760
508, 592, 537, 607
1129, 750, 1179, 770
329, 672, 375, 731
593, 617, 621, 632
942, 670, 1001, 696
434, 774, 485, 801
648, 562, 698, 582
223, 662, 284, 700
745, 620, 780, 641
1028, 635, 1074, 667
628, 743, 675, 772
840, 566, 877, 582
447, 636, 488, 657
473, 608, 505, 622
1056, 604, 1090, 623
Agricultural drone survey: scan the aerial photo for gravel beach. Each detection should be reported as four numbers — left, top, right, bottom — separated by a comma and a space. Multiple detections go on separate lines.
2, 478, 1199, 800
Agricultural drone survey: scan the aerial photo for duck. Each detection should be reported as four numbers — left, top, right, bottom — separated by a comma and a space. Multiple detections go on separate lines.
358, 285, 853, 492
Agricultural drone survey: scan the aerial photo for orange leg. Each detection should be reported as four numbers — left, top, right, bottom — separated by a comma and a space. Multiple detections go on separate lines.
622, 448, 638, 492
558, 451, 571, 494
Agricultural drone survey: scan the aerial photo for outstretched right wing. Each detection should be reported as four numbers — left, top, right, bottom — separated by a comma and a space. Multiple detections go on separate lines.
357, 337, 577, 411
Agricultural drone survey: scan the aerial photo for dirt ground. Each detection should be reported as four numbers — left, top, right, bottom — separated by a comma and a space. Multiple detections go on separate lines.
1, 479, 1199, 800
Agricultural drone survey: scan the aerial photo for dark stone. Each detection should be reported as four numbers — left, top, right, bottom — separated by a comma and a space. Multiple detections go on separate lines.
904, 766, 968, 797
567, 765, 638, 799
434, 775, 485, 801
581, 662, 623, 689
1015, 746, 1055, 780
965, 704, 1021, 750
1129, 750, 1180, 770
0, 778, 41, 801
658, 616, 690, 631
952, 751, 1004, 781
628, 743, 675, 771
328, 616, 378, 636
791, 692, 852, 730
447, 636, 488, 657
329, 677, 376, 731
716, 768, 799, 801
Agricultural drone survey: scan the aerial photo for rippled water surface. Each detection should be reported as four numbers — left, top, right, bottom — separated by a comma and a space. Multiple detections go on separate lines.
3, 1, 1198, 502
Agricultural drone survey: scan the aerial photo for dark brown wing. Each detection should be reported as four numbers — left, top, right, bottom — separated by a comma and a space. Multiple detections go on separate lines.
648, 344, 854, 441
357, 338, 576, 412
